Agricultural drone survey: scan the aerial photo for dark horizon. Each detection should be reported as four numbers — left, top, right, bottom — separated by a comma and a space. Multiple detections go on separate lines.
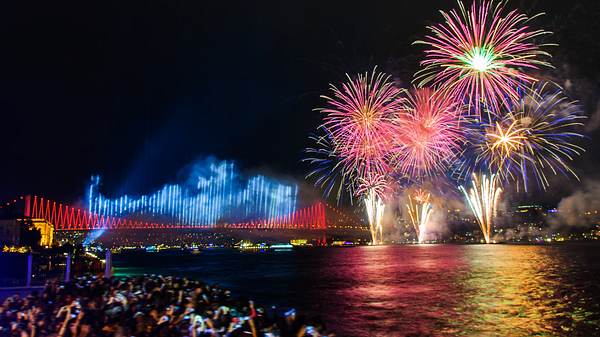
1, 0, 599, 206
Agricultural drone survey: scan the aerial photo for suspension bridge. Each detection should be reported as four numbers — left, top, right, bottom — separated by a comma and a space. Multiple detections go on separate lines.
1, 195, 364, 232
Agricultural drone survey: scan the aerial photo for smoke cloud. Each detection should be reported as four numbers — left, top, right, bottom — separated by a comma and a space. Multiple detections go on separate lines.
584, 99, 600, 132
382, 188, 466, 242
553, 179, 600, 226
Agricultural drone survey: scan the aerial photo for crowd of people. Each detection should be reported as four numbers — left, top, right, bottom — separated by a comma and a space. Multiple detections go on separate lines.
0, 275, 334, 337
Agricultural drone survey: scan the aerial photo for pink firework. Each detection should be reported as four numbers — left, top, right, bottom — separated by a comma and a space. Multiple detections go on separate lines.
414, 1, 551, 116
321, 70, 404, 181
393, 87, 463, 177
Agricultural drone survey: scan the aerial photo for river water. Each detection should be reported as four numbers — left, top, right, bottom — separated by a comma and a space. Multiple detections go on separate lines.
113, 244, 600, 336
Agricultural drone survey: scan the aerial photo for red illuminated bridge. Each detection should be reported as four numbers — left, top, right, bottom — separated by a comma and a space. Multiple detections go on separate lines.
1, 195, 363, 231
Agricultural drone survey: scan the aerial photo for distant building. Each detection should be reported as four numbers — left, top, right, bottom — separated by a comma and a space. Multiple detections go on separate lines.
27, 218, 54, 247
0, 197, 54, 247
0, 219, 53, 248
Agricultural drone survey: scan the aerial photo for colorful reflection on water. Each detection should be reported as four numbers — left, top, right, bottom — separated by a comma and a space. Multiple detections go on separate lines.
114, 244, 600, 336
453, 245, 600, 336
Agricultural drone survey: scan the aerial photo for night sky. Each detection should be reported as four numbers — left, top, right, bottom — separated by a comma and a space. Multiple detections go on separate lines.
1, 0, 599, 205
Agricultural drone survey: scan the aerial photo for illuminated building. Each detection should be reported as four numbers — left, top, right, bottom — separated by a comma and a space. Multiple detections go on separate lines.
0, 218, 53, 247
28, 218, 54, 247
290, 239, 309, 246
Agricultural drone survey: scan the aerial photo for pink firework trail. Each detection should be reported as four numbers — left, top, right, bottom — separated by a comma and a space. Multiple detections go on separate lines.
393, 87, 464, 178
321, 70, 404, 181
355, 171, 389, 245
414, 1, 552, 116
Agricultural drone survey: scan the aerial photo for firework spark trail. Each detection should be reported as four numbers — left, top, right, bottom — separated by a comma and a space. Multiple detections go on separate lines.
304, 126, 355, 205
393, 87, 464, 177
459, 173, 502, 244
356, 172, 390, 244
406, 189, 433, 243
414, 0, 552, 117
364, 189, 385, 245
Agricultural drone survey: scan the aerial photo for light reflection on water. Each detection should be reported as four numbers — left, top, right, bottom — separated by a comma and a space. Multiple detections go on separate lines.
114, 244, 600, 337
453, 245, 599, 337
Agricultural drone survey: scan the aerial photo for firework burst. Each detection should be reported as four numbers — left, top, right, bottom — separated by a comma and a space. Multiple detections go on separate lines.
321, 70, 404, 179
453, 82, 585, 191
316, 70, 404, 245
355, 172, 390, 201
393, 87, 463, 178
415, 0, 552, 116
308, 71, 404, 244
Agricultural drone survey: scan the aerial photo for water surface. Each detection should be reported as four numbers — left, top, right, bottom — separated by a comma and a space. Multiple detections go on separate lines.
114, 244, 600, 336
